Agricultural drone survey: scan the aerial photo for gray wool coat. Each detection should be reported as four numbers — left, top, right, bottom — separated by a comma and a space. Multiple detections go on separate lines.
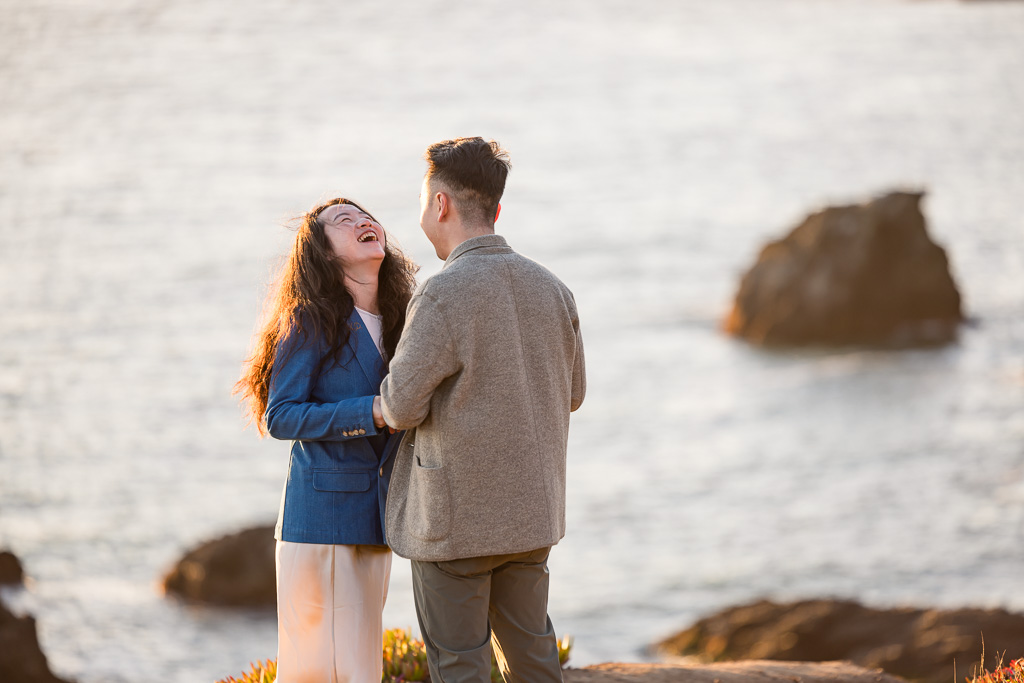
380, 234, 586, 562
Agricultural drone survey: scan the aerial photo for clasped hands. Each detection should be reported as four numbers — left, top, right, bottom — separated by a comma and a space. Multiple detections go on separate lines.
372, 395, 396, 433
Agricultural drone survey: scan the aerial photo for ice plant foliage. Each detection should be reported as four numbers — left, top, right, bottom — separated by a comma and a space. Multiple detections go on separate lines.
217, 658, 276, 683
382, 628, 429, 681
215, 629, 573, 683
971, 658, 1024, 683
557, 635, 574, 669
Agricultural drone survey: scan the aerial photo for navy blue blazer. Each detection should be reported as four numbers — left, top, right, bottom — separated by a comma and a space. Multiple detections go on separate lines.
266, 310, 400, 545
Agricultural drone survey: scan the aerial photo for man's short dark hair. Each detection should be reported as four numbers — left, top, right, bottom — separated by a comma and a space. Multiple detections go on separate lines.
425, 137, 511, 226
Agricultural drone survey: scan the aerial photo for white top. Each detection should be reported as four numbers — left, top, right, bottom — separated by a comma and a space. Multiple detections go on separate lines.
355, 307, 385, 359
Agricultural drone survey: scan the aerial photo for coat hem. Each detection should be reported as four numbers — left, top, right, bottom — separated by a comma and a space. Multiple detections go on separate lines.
388, 533, 564, 563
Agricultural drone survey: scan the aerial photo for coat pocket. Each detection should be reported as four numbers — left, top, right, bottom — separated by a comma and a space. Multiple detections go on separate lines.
312, 469, 371, 492
407, 462, 451, 542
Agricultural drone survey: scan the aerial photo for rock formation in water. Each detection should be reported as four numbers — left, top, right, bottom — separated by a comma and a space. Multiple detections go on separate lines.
656, 599, 1024, 683
724, 191, 963, 347
0, 549, 25, 585
0, 600, 74, 683
162, 524, 276, 606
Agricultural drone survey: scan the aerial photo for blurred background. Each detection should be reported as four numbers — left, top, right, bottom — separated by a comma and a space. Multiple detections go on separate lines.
1, 0, 1022, 681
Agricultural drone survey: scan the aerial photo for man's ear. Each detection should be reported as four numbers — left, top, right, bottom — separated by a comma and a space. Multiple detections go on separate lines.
436, 192, 450, 221
494, 203, 501, 222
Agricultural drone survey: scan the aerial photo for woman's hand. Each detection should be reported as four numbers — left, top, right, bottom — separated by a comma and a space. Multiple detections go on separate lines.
372, 395, 388, 430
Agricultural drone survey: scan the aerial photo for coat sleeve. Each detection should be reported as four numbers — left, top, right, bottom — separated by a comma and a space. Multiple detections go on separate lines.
569, 296, 586, 412
380, 291, 460, 431
264, 326, 380, 441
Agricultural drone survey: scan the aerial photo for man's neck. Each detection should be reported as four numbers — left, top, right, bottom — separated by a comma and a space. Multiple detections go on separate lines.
440, 224, 494, 260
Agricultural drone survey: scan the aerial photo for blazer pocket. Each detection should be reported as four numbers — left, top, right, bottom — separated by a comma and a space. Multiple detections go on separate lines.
407, 462, 451, 542
312, 469, 371, 492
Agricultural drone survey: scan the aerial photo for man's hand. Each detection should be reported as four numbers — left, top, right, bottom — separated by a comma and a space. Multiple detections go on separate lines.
372, 395, 394, 433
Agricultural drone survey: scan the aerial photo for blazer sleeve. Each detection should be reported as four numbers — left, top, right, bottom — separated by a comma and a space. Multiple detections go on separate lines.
380, 291, 460, 431
264, 325, 380, 441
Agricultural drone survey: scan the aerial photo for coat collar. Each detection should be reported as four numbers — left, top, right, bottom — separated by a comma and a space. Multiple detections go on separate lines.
443, 233, 510, 269
347, 308, 385, 389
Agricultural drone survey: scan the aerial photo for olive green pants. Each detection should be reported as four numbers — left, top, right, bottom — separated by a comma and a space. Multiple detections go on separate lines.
410, 546, 563, 683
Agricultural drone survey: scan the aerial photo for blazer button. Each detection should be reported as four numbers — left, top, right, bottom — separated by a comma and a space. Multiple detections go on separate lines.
379, 467, 384, 476
342, 430, 350, 437
358, 428, 366, 435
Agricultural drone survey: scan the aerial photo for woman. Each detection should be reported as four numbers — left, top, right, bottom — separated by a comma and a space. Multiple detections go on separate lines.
236, 197, 418, 682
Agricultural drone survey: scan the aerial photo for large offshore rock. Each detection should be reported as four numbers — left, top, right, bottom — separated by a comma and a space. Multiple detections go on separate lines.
725, 192, 963, 347
656, 599, 1024, 683
0, 600, 73, 683
162, 524, 276, 606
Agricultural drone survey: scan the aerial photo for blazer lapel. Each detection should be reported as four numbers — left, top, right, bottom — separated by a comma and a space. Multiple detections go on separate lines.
347, 309, 385, 390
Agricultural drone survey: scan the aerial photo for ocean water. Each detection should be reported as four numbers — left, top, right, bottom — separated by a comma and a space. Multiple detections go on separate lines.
1, 0, 1022, 680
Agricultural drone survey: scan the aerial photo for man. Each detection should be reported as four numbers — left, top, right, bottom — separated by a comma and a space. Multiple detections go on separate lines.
376, 137, 586, 682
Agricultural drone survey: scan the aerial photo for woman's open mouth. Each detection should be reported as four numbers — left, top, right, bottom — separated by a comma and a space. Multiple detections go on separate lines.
357, 230, 379, 243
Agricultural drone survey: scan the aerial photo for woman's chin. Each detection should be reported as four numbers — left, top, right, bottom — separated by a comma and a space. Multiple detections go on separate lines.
345, 248, 386, 266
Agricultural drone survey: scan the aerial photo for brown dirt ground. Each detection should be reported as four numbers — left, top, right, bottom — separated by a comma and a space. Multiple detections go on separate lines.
562, 660, 907, 683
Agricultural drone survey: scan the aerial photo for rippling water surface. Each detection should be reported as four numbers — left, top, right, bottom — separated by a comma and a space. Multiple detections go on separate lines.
1, 0, 1023, 680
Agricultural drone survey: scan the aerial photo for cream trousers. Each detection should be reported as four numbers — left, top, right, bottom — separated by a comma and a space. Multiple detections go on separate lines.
275, 541, 392, 683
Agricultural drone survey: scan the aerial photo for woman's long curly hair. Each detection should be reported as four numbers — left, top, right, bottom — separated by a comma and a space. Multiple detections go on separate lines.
235, 197, 419, 435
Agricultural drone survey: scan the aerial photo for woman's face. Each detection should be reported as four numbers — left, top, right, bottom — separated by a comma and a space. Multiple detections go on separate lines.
319, 203, 387, 267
